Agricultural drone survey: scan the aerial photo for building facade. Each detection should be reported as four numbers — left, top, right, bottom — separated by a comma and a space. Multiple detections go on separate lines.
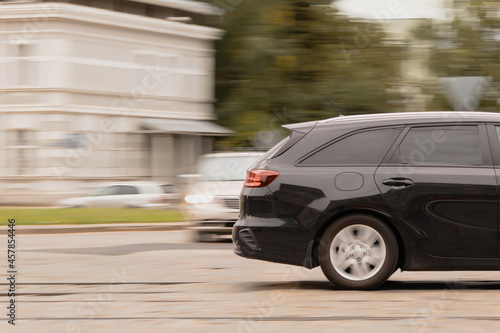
0, 0, 230, 205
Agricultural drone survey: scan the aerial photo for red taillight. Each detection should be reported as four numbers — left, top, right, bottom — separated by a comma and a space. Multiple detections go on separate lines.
244, 169, 280, 188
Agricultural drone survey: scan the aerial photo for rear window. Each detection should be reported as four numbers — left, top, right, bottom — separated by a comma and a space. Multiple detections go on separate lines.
117, 186, 139, 195
300, 128, 401, 166
91, 185, 139, 196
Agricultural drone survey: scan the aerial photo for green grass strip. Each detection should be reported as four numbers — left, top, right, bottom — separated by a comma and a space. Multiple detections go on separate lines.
0, 208, 186, 225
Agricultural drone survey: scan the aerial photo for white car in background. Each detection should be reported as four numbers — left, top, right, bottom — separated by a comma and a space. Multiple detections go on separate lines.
58, 182, 180, 209
183, 151, 264, 241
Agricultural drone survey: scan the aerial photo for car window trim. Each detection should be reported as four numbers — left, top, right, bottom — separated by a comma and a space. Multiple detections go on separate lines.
485, 123, 500, 167
383, 123, 491, 168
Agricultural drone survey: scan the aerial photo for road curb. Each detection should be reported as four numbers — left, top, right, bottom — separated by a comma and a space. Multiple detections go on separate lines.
0, 222, 190, 235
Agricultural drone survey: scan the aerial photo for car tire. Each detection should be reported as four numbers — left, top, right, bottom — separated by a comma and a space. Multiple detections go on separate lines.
319, 214, 398, 290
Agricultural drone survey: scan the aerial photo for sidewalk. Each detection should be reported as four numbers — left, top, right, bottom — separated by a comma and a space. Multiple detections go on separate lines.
0, 222, 190, 235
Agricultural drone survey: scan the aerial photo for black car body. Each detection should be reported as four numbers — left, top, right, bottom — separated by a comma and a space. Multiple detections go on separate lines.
233, 112, 500, 289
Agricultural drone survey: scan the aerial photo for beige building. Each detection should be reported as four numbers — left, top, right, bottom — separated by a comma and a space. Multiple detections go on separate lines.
0, 0, 231, 205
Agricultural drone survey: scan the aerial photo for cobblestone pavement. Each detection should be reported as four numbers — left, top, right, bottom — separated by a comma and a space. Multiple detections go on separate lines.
2, 230, 500, 332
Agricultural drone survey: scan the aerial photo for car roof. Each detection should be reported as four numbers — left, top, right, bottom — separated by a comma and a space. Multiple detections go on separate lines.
201, 152, 265, 158
323, 111, 500, 124
284, 111, 500, 131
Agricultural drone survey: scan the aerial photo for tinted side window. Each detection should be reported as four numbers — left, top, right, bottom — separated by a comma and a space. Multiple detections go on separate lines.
495, 126, 500, 144
398, 126, 481, 166
95, 186, 120, 196
300, 128, 401, 165
117, 186, 139, 195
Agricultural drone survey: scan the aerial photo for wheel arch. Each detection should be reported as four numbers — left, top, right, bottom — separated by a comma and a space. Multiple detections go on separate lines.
310, 209, 406, 270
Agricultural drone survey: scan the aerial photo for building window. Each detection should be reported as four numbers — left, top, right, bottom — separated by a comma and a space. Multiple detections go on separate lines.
60, 133, 85, 149
16, 43, 36, 87
7, 130, 37, 175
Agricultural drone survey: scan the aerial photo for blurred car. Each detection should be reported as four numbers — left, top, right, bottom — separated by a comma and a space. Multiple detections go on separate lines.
58, 182, 180, 209
183, 151, 264, 241
234, 111, 500, 290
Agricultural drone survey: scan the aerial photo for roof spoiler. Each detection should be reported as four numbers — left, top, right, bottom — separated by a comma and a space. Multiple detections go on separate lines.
282, 120, 317, 134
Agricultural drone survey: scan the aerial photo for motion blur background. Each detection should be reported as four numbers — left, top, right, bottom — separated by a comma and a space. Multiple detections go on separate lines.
0, 0, 499, 208
3, 3, 500, 331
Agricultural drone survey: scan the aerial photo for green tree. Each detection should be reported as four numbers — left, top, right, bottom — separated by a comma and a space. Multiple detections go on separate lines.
210, 0, 404, 147
412, 0, 500, 111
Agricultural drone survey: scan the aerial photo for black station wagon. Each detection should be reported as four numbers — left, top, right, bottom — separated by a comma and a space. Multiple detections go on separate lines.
233, 112, 500, 289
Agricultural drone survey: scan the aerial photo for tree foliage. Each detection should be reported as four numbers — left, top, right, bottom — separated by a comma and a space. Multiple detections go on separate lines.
209, 0, 404, 147
412, 0, 500, 111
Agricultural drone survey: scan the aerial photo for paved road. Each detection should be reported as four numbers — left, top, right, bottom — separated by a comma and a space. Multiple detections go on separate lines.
2, 230, 500, 332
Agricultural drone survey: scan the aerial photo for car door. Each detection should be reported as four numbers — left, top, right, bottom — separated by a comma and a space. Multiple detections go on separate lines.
486, 123, 500, 256
375, 124, 498, 258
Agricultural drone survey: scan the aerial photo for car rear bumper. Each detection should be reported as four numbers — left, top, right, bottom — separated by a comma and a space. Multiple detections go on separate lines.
232, 216, 316, 268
